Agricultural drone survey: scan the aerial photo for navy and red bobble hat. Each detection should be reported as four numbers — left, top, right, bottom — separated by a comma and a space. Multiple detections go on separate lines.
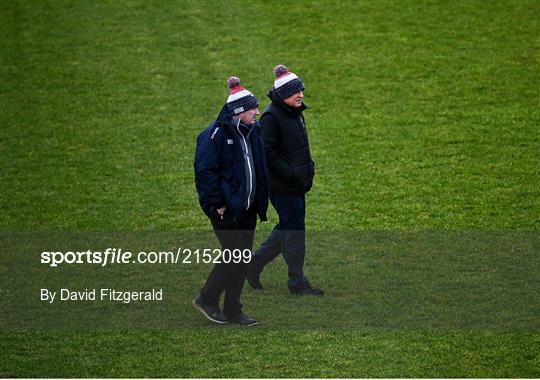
226, 77, 258, 115
273, 64, 304, 99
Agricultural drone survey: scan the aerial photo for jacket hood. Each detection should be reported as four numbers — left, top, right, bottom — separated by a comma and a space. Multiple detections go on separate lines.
267, 89, 307, 115
215, 104, 234, 127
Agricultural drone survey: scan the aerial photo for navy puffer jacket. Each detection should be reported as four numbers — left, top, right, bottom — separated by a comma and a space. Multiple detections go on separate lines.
260, 90, 315, 195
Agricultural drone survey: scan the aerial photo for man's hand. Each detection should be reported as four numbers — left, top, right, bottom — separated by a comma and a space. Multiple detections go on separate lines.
217, 206, 226, 219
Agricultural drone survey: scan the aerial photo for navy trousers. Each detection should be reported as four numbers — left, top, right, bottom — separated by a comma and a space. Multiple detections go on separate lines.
200, 208, 256, 318
251, 193, 309, 290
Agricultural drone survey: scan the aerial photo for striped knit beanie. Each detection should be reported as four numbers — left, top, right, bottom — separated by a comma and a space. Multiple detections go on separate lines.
226, 77, 258, 115
273, 64, 304, 100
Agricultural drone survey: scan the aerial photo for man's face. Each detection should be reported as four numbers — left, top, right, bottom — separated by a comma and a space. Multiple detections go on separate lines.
238, 107, 260, 125
283, 90, 304, 108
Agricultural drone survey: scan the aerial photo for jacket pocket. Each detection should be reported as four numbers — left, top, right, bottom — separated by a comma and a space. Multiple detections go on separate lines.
209, 208, 235, 228
289, 164, 300, 183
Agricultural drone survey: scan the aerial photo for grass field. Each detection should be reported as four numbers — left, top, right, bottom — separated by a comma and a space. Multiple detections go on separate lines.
1, 0, 539, 377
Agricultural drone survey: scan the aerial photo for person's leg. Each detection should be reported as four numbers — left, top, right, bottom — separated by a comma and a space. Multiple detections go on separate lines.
199, 211, 244, 308
238, 208, 257, 250
222, 208, 257, 318
250, 224, 282, 269
249, 193, 285, 271
277, 195, 310, 291
246, 194, 285, 290
199, 265, 224, 307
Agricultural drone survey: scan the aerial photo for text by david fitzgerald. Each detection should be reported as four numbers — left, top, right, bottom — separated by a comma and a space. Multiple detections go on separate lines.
41, 288, 163, 304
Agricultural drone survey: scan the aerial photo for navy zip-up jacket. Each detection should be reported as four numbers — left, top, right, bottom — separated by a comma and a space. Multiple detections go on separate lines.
194, 105, 268, 221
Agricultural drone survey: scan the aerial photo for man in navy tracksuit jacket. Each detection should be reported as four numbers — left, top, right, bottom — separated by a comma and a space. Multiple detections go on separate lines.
193, 77, 268, 326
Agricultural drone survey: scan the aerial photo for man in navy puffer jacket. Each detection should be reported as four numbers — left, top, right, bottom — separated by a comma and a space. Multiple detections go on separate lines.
193, 77, 268, 326
247, 65, 324, 296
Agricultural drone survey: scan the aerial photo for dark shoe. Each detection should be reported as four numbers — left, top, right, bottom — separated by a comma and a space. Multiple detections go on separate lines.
290, 284, 324, 296
192, 295, 228, 324
246, 267, 264, 290
229, 313, 259, 326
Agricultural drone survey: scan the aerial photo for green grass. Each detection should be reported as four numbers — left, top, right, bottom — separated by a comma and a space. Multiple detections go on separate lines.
1, 331, 538, 378
1, 0, 539, 377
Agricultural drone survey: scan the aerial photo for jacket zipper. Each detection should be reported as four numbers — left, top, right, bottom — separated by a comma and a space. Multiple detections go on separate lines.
298, 117, 312, 179
237, 123, 253, 210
